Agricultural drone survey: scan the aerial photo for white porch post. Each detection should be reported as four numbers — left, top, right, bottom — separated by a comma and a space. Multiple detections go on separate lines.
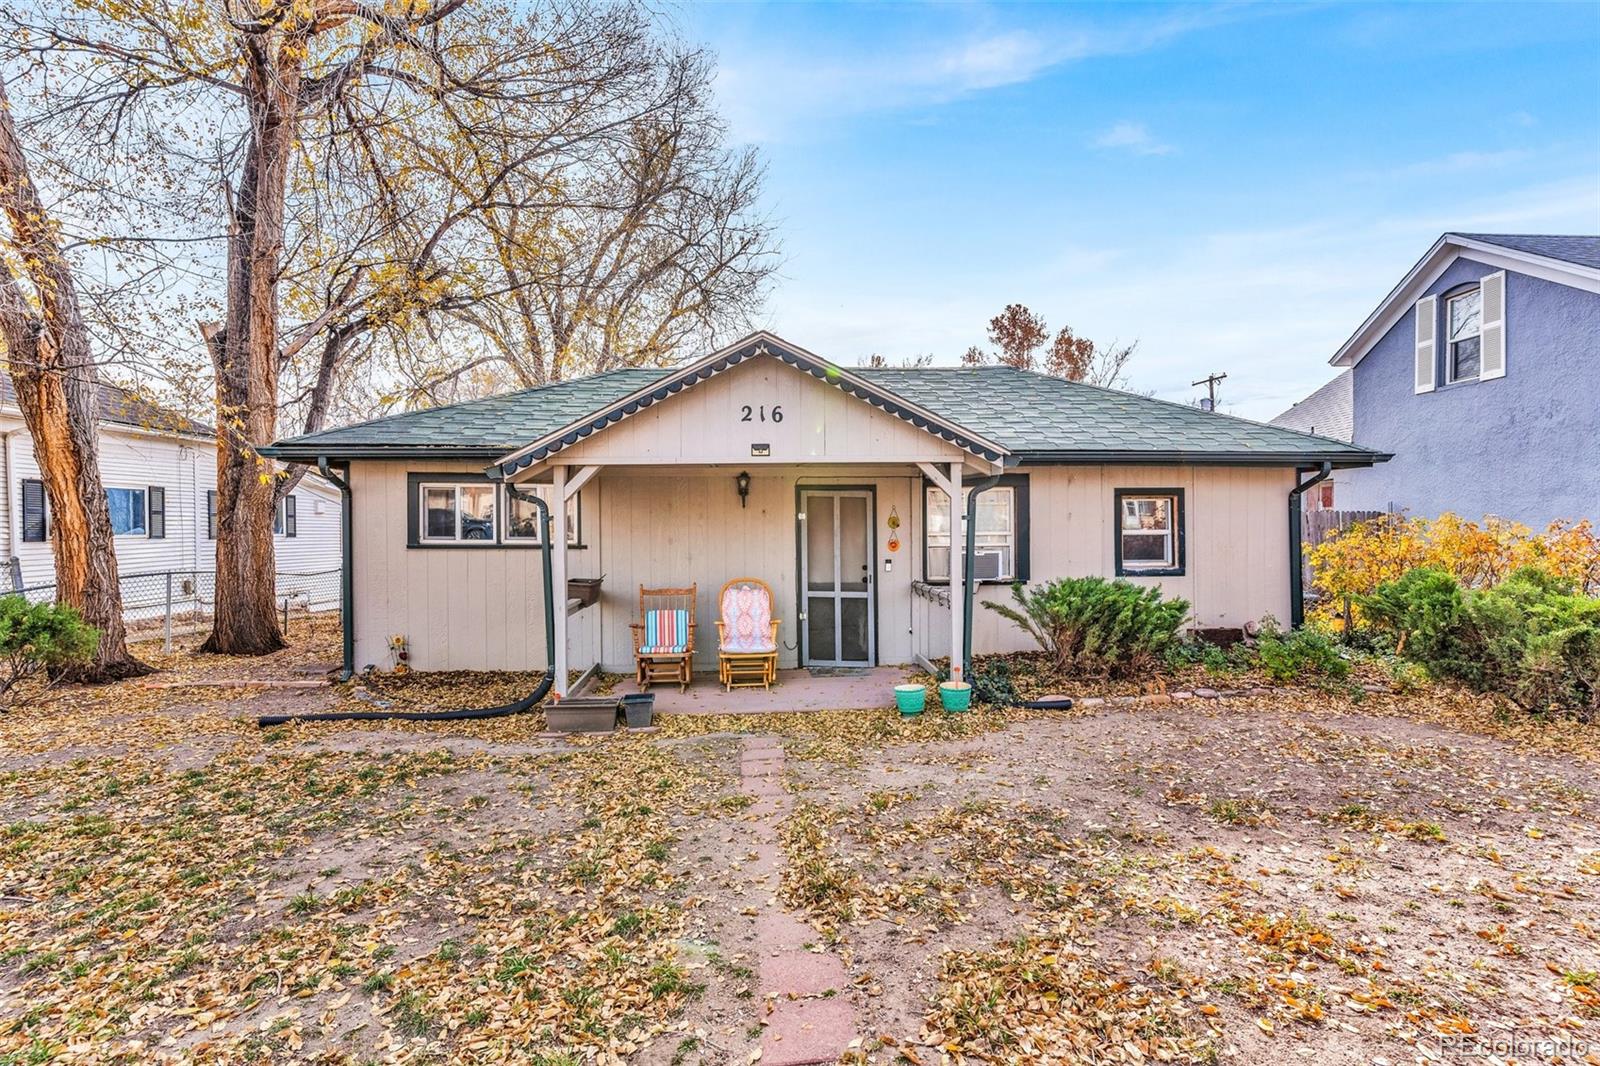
948, 461, 963, 682
551, 464, 570, 697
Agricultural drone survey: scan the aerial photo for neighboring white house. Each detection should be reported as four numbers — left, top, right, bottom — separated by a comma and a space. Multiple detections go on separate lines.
0, 379, 342, 605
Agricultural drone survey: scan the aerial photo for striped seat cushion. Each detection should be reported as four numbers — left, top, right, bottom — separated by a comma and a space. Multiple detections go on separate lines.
640, 608, 689, 655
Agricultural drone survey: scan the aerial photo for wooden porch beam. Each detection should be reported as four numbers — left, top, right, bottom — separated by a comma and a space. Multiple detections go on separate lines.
563, 464, 601, 501
917, 461, 953, 495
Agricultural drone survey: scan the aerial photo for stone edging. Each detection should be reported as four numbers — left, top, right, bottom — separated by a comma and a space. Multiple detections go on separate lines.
1068, 682, 1391, 708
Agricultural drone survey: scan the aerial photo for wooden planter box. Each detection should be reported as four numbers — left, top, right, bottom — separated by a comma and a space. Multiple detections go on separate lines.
546, 697, 618, 733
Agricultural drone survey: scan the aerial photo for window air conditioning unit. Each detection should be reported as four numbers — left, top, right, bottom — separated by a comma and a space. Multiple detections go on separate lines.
971, 550, 1003, 582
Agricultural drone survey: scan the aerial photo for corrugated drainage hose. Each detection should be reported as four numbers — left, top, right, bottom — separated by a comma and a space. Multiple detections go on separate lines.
257, 484, 556, 726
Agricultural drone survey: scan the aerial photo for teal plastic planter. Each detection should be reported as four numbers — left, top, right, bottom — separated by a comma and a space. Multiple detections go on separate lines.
939, 681, 972, 713
894, 683, 926, 715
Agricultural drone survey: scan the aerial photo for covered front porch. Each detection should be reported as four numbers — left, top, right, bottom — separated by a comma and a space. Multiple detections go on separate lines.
491, 337, 1012, 700
519, 458, 992, 700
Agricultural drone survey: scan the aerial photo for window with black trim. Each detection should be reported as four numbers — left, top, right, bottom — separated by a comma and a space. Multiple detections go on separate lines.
1114, 489, 1185, 576
504, 485, 580, 545
922, 474, 1029, 583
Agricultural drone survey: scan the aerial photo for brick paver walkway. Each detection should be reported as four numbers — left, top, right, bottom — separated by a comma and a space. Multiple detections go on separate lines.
739, 736, 858, 1065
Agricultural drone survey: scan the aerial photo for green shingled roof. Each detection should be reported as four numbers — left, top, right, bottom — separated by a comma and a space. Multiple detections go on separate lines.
264, 348, 1385, 467
267, 368, 665, 457
855, 366, 1379, 464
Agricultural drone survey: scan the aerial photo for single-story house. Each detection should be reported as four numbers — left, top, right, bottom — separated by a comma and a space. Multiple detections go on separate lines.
262, 332, 1387, 691
1, 379, 343, 605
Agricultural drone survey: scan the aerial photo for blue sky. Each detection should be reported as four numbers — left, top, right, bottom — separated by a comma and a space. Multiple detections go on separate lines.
678, 1, 1600, 420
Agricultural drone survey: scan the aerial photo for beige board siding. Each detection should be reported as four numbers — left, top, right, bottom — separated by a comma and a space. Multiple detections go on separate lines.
969, 465, 1294, 654
349, 460, 922, 673
552, 355, 971, 467
349, 459, 1296, 674
348, 459, 601, 672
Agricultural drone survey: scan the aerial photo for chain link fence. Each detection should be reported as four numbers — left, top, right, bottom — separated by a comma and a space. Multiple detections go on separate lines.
9, 569, 341, 649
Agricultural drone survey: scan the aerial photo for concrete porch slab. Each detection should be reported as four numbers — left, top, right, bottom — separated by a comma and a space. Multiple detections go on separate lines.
639, 666, 912, 715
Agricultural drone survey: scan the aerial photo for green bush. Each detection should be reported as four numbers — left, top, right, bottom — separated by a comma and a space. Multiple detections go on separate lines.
1164, 637, 1249, 675
968, 658, 1019, 707
1254, 620, 1351, 684
1366, 567, 1600, 719
0, 596, 99, 703
984, 577, 1189, 678
1360, 567, 1463, 663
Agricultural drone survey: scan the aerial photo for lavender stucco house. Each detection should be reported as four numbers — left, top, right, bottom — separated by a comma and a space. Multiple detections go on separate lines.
1276, 233, 1600, 526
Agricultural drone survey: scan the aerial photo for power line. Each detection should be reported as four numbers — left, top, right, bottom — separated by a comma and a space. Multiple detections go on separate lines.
1191, 372, 1227, 412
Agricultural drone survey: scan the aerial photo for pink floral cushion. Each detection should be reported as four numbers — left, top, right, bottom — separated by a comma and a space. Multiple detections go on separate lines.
720, 582, 776, 653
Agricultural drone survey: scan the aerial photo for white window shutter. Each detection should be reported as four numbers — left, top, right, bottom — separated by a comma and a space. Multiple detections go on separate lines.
1479, 271, 1506, 379
1413, 294, 1437, 393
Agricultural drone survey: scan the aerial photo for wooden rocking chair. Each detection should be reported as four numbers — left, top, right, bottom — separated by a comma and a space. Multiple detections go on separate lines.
716, 577, 780, 691
630, 584, 696, 692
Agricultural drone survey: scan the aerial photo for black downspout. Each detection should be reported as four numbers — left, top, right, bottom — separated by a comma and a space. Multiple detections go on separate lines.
961, 474, 1003, 679
1287, 461, 1333, 629
317, 457, 355, 683
257, 480, 557, 726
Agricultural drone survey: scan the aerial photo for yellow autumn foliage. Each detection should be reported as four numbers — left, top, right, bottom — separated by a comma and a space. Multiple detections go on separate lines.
1308, 512, 1600, 625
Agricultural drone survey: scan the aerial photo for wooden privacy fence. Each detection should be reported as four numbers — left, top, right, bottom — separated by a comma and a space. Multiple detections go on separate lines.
1302, 509, 1388, 599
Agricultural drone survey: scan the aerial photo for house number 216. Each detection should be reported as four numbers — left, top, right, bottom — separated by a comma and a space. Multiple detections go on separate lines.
740, 404, 783, 423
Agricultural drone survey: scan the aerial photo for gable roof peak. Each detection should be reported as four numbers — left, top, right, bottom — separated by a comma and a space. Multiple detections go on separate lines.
1330, 230, 1600, 368
493, 331, 1012, 475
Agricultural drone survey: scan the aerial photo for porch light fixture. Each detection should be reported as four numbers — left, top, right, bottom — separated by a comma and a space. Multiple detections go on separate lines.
736, 470, 751, 508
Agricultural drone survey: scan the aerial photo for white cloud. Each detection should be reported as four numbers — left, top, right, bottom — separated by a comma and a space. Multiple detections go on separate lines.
702, 6, 1257, 144
1385, 148, 1528, 178
1091, 121, 1176, 156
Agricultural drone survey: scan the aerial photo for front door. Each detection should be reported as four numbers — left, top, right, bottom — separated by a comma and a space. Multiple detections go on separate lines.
799, 489, 876, 667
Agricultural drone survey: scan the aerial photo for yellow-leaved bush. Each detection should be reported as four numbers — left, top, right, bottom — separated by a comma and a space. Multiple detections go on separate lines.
1307, 513, 1600, 627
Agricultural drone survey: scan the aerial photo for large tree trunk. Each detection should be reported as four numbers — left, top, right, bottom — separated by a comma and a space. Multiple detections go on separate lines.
200, 44, 298, 656
0, 81, 150, 681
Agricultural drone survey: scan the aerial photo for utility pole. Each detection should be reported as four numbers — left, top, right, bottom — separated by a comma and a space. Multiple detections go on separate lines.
1192, 372, 1227, 412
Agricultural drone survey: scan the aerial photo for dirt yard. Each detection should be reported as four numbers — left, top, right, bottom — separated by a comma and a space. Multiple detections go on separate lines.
1, 628, 1597, 1065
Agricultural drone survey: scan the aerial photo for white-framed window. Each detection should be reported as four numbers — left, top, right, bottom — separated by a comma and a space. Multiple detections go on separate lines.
504, 485, 580, 546
926, 485, 1015, 582
419, 483, 497, 543
1116, 490, 1183, 575
106, 487, 147, 537
1446, 287, 1482, 383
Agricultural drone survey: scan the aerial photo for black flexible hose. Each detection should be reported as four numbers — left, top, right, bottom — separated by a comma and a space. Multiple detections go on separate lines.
257, 485, 558, 727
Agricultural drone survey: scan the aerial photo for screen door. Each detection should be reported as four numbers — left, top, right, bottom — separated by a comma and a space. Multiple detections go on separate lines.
799, 489, 875, 667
